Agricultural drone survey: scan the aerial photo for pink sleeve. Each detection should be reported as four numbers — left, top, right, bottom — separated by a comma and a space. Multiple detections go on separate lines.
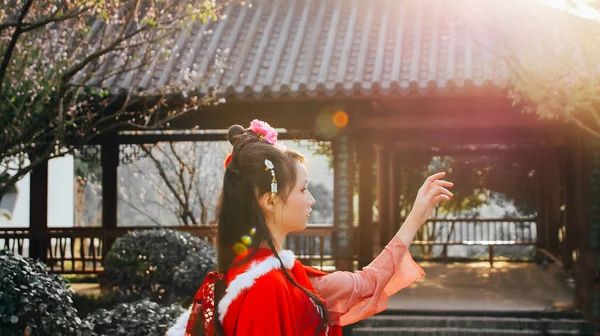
309, 235, 424, 326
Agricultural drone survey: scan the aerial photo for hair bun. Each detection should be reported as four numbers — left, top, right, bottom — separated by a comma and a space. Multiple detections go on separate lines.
227, 125, 245, 146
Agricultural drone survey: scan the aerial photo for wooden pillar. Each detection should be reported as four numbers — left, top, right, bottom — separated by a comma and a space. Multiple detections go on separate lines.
333, 134, 354, 271
547, 147, 562, 258
563, 146, 575, 271
357, 134, 374, 269
536, 149, 548, 251
389, 151, 401, 235
537, 145, 562, 259
29, 159, 49, 262
582, 138, 600, 324
376, 142, 391, 250
101, 140, 119, 256
565, 133, 584, 310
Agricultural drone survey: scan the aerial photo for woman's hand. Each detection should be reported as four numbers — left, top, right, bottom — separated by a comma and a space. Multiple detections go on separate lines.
395, 172, 454, 247
409, 172, 454, 225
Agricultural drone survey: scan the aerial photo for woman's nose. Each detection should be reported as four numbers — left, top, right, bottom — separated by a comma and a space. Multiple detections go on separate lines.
309, 192, 316, 206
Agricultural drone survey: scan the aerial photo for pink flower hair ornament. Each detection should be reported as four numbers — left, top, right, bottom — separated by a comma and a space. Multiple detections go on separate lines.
223, 120, 286, 170
249, 119, 287, 150
249, 119, 278, 144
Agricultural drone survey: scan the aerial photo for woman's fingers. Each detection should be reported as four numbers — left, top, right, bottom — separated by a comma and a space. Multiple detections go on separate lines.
433, 194, 452, 204
425, 179, 454, 193
412, 173, 455, 222
433, 180, 454, 188
425, 172, 446, 185
423, 173, 453, 191
428, 186, 454, 201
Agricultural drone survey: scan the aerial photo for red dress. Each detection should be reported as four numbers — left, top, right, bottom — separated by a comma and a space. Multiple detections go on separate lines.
167, 236, 424, 336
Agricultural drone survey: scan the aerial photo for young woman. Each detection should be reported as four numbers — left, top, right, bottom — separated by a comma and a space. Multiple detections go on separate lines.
167, 120, 454, 336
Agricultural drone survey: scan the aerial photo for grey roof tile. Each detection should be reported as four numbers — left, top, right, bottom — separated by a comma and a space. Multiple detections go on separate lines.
97, 0, 582, 99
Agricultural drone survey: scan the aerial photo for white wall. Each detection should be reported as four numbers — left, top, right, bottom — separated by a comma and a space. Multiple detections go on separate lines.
0, 156, 74, 228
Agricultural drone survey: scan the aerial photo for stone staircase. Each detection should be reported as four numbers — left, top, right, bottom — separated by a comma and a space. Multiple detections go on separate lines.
346, 311, 597, 336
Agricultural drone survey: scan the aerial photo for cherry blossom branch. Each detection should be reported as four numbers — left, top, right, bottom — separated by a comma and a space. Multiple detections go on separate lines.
0, 0, 34, 92
0, 5, 94, 33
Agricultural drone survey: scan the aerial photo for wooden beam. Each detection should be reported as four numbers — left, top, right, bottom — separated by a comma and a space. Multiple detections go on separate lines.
81, 96, 573, 148
354, 103, 563, 130
395, 146, 544, 158
362, 96, 563, 129
167, 100, 354, 131
392, 129, 560, 146
108, 95, 567, 134
90, 125, 560, 148
90, 129, 328, 145
356, 116, 550, 130
84, 95, 572, 150
373, 95, 514, 115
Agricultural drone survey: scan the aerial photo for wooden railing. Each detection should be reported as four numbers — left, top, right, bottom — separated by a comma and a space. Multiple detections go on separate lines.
411, 218, 537, 265
0, 228, 28, 256
0, 219, 537, 274
284, 225, 336, 269
414, 218, 537, 244
0, 225, 336, 274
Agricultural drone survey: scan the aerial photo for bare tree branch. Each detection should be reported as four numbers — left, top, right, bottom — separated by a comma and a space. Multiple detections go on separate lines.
117, 194, 163, 226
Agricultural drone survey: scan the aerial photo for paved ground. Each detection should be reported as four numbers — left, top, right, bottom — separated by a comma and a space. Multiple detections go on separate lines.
70, 283, 102, 296
70, 262, 576, 312
387, 261, 576, 311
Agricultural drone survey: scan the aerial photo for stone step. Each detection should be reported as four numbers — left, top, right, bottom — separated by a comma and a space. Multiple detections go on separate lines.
351, 327, 584, 336
359, 315, 593, 332
377, 310, 584, 320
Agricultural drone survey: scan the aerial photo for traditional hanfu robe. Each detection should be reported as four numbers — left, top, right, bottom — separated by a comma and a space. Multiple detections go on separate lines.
167, 235, 424, 336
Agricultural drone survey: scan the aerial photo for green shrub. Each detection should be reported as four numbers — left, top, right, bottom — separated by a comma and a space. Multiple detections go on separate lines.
103, 229, 214, 302
81, 300, 183, 336
173, 246, 216, 299
0, 250, 82, 336
72, 292, 124, 319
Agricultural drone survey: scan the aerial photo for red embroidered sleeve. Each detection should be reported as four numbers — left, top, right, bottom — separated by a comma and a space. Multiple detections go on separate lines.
185, 271, 224, 336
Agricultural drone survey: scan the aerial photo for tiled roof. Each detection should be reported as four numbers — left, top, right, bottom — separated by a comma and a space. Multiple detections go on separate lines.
102, 0, 569, 99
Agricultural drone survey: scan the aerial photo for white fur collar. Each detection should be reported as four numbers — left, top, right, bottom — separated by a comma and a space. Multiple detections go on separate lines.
166, 308, 191, 336
166, 250, 296, 335
218, 249, 295, 323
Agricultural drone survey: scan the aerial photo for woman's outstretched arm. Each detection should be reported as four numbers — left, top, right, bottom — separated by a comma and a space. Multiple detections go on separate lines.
309, 172, 454, 326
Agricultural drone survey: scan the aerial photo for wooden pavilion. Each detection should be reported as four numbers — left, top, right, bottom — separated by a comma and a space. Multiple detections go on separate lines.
1, 0, 599, 323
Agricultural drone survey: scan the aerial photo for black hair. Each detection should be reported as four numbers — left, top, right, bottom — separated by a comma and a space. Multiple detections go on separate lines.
192, 124, 329, 335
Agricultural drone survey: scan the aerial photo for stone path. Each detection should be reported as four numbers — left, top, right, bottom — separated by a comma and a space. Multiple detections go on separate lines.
387, 261, 575, 311
69, 261, 576, 313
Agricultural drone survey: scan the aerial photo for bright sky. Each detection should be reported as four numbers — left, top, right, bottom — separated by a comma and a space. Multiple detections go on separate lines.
537, 0, 600, 20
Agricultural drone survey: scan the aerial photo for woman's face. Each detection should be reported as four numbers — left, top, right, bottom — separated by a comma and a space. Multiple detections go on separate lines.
274, 161, 316, 233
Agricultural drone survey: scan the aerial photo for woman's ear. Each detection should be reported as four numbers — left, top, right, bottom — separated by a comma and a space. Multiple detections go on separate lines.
258, 193, 276, 214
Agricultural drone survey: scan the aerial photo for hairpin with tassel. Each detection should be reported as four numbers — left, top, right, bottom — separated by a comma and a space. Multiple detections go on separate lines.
264, 159, 277, 201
